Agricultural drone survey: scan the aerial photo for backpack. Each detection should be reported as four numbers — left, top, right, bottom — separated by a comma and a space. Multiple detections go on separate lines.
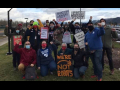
25, 65, 37, 80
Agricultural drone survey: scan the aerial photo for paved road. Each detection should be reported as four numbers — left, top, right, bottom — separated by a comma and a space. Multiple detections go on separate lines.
0, 37, 8, 46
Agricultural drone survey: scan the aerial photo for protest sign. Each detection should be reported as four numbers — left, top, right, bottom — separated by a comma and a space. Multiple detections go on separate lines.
40, 27, 48, 39
55, 10, 71, 22
74, 31, 85, 49
13, 35, 22, 46
57, 55, 73, 77
62, 31, 72, 44
71, 11, 85, 19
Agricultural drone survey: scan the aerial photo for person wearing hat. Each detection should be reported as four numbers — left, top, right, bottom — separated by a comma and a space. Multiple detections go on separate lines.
25, 21, 42, 53
85, 20, 105, 81
100, 18, 118, 75
69, 19, 83, 44
5, 23, 26, 70
27, 19, 44, 30
48, 19, 59, 43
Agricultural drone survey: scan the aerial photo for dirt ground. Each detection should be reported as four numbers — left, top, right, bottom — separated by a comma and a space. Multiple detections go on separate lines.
104, 48, 120, 69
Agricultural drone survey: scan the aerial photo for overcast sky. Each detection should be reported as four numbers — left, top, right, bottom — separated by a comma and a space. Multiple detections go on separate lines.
0, 8, 120, 23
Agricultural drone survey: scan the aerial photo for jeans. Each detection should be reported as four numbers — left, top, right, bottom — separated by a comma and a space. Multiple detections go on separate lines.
12, 50, 20, 68
40, 60, 57, 77
102, 47, 114, 71
90, 49, 103, 80
73, 66, 87, 79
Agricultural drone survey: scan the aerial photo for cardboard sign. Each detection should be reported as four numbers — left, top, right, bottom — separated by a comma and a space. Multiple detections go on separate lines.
74, 31, 85, 49
71, 11, 85, 19
55, 10, 71, 22
57, 55, 73, 77
40, 27, 48, 39
62, 31, 72, 44
13, 35, 22, 46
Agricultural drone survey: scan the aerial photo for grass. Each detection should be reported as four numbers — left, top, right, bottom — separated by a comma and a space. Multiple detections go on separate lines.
0, 42, 120, 81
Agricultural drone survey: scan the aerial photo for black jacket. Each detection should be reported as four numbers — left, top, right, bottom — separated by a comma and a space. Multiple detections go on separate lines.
72, 49, 89, 68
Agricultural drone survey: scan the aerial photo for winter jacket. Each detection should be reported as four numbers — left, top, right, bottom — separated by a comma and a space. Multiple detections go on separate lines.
5, 27, 26, 50
102, 26, 118, 48
58, 48, 73, 55
85, 27, 105, 51
14, 44, 36, 67
37, 44, 57, 67
72, 49, 89, 68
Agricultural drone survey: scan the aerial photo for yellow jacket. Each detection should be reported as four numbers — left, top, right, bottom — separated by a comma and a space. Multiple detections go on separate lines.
28, 19, 44, 30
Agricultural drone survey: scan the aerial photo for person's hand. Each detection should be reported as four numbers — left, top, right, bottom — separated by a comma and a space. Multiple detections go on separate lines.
90, 16, 92, 20
37, 19, 40, 21
30, 64, 34, 67
60, 53, 63, 55
98, 23, 102, 27
73, 18, 76, 21
53, 19, 56, 22
50, 41, 53, 44
15, 39, 21, 44
38, 67, 40, 70
85, 42, 88, 45
112, 28, 116, 31
6, 25, 8, 27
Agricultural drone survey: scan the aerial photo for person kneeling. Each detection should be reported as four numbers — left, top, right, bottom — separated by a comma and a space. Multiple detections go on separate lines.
14, 40, 37, 79
37, 40, 57, 77
72, 43, 89, 79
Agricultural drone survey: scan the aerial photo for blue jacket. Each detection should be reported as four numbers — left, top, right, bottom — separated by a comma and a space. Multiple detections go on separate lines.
85, 27, 105, 51
25, 28, 41, 48
37, 44, 57, 67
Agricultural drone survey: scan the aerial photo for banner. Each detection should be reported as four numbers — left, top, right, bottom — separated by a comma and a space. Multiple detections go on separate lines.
62, 31, 72, 44
40, 27, 48, 39
13, 35, 22, 46
71, 11, 85, 19
57, 55, 73, 77
55, 10, 71, 22
74, 31, 85, 49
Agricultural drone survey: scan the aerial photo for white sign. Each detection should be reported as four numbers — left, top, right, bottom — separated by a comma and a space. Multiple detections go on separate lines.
40, 27, 48, 39
62, 31, 72, 44
74, 31, 85, 49
55, 10, 71, 22
71, 11, 85, 19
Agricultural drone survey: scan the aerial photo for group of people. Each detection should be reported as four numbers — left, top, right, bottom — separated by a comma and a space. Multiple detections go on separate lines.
4, 16, 118, 81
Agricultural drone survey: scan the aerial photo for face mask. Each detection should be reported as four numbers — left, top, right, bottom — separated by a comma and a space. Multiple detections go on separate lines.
101, 22, 105, 26
62, 46, 66, 50
33, 25, 38, 29
26, 45, 30, 49
75, 26, 80, 29
16, 30, 20, 34
46, 23, 49, 26
30, 24, 33, 26
88, 26, 94, 31
42, 44, 47, 48
50, 25, 54, 28
74, 48, 79, 51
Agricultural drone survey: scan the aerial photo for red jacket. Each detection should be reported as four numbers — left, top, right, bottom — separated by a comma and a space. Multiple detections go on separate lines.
14, 44, 37, 66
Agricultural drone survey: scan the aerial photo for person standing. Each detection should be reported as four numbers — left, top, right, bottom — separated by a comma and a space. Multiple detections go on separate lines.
100, 18, 118, 75
85, 21, 105, 81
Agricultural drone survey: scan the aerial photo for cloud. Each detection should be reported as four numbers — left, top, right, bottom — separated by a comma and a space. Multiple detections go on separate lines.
0, 8, 120, 23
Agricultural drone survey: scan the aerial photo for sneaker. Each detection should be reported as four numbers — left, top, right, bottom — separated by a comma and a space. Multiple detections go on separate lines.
91, 75, 97, 78
22, 75, 25, 79
97, 78, 102, 81
110, 70, 114, 75
13, 67, 17, 71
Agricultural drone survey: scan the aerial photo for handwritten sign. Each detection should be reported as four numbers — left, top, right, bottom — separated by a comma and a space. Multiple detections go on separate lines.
62, 31, 72, 44
55, 10, 71, 22
13, 35, 22, 46
71, 11, 85, 19
74, 31, 85, 49
57, 55, 73, 77
40, 27, 48, 39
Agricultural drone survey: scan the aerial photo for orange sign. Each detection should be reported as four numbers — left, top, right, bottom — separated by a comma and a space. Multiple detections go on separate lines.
57, 55, 73, 77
